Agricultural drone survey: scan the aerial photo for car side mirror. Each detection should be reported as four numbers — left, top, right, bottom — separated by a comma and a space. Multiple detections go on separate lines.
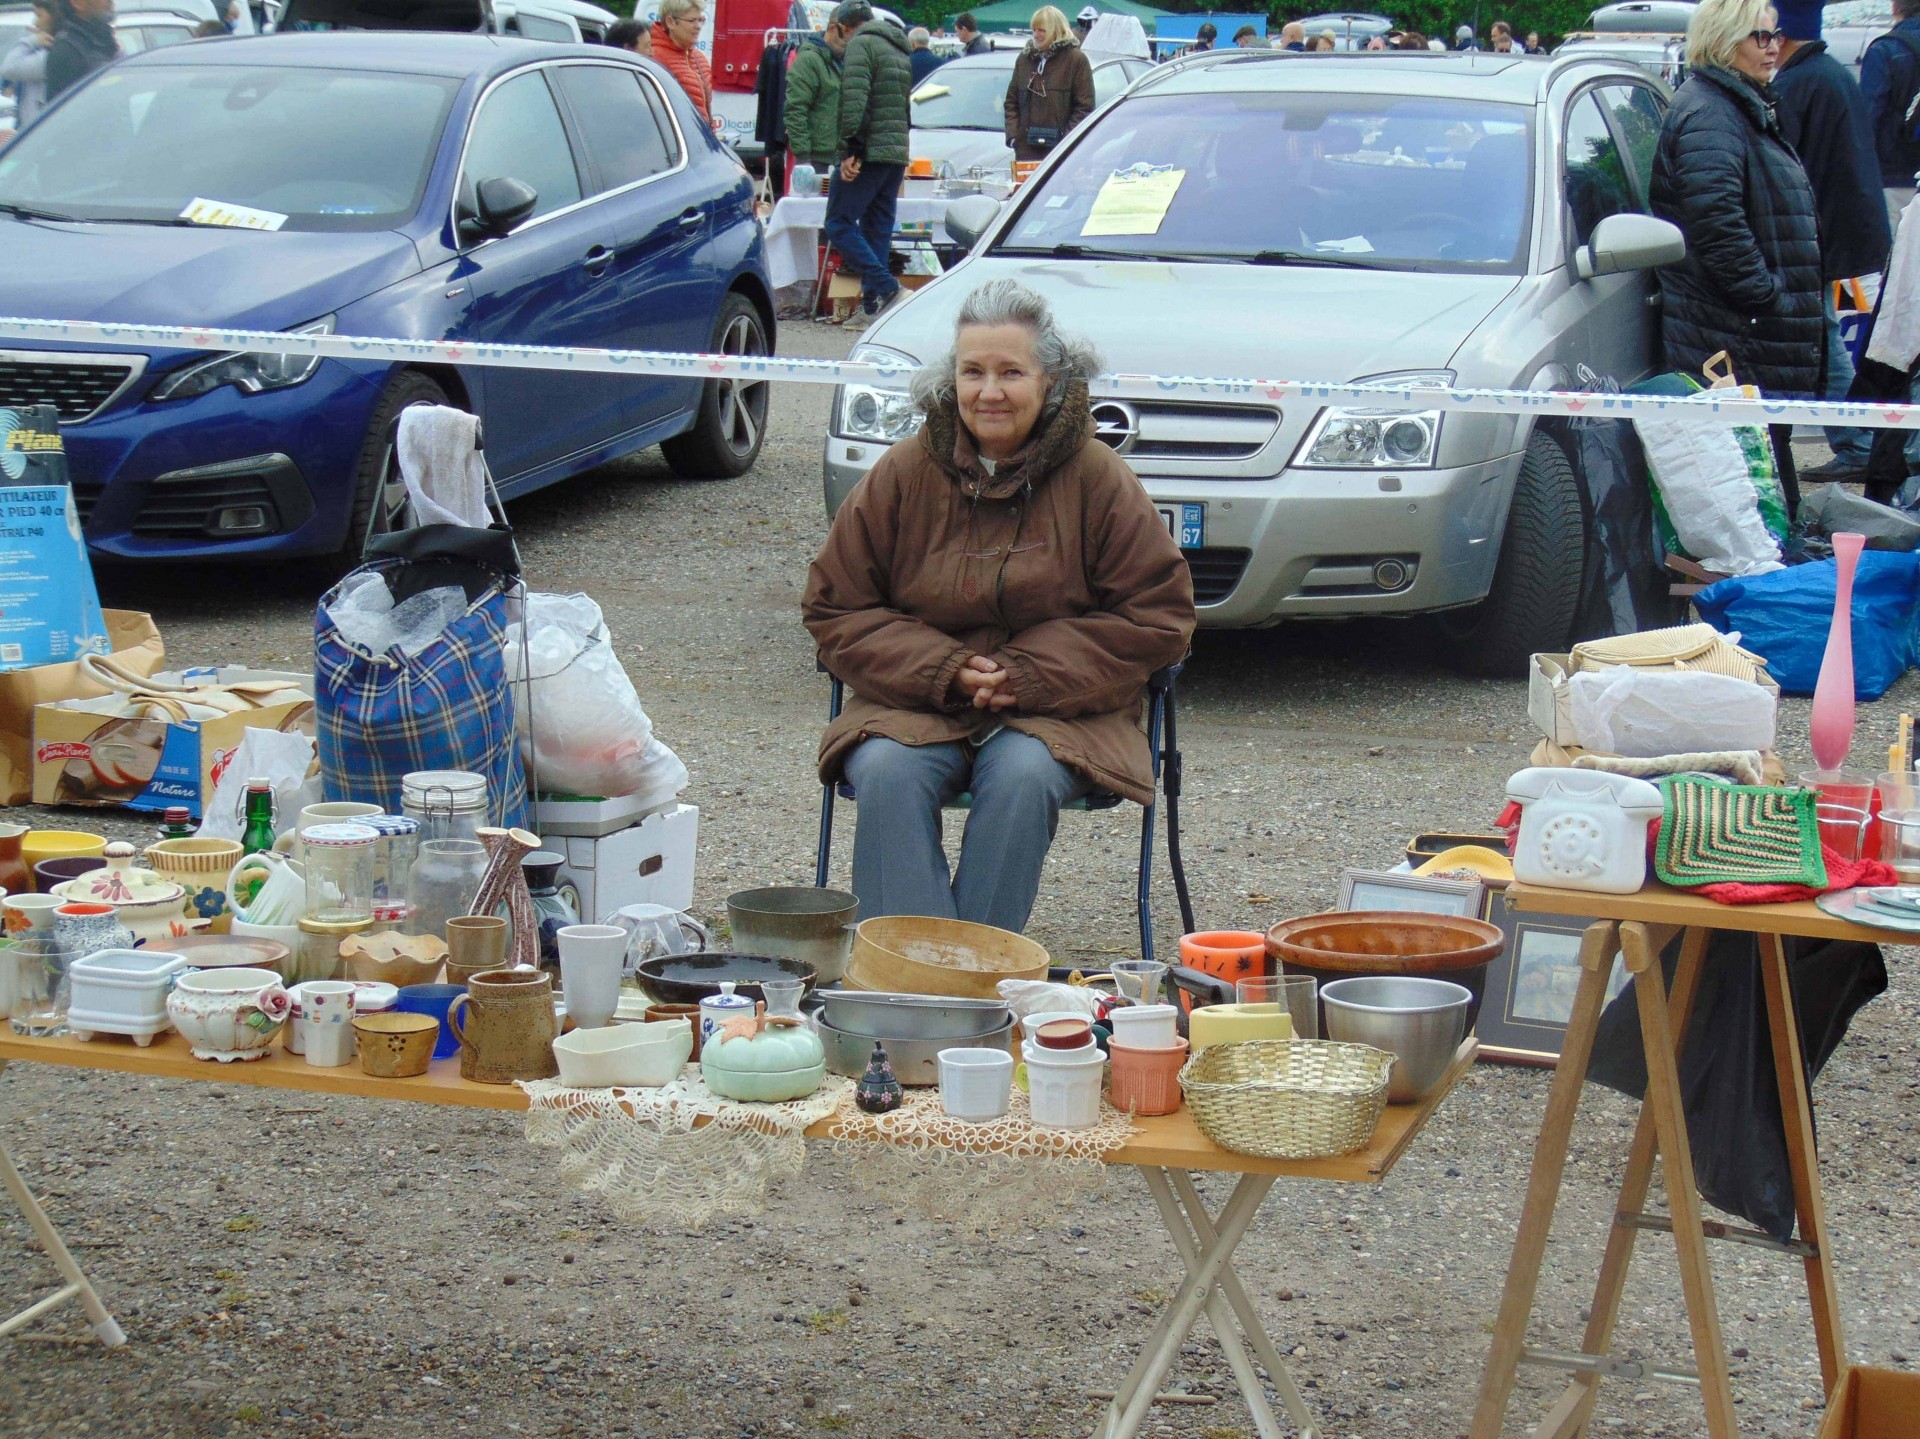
459, 175, 539, 242
944, 194, 1002, 251
1575, 212, 1685, 280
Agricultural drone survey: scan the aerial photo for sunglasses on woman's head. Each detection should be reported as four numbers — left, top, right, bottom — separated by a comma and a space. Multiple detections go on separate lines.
1748, 27, 1783, 45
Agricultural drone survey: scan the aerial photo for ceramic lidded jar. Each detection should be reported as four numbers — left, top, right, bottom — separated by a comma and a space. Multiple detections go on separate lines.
700, 1013, 827, 1103
166, 965, 291, 1062
63, 842, 176, 906
698, 981, 754, 1050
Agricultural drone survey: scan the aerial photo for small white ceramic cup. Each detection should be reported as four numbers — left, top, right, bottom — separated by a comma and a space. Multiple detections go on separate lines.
937, 1047, 1015, 1122
1107, 1003, 1179, 1050
296, 981, 356, 1067
558, 924, 627, 1030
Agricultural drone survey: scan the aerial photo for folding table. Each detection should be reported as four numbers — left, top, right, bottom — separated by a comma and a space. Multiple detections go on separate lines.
1469, 882, 1887, 1439
0, 1028, 1477, 1439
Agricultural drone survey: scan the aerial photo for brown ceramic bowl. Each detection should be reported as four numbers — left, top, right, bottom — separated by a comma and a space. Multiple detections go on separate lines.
33, 856, 106, 894
644, 1003, 703, 1059
354, 1012, 439, 1078
145, 933, 294, 981
1264, 911, 1503, 1029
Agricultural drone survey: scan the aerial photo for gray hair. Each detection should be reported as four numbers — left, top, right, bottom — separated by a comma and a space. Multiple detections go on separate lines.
657, 0, 703, 22
909, 280, 1102, 414
909, 24, 930, 45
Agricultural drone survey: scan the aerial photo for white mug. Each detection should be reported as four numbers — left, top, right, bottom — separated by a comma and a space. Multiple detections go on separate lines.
296, 981, 356, 1067
557, 925, 627, 1030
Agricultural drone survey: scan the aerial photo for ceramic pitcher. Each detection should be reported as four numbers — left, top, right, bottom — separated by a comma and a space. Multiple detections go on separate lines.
445, 968, 558, 1084
0, 823, 30, 896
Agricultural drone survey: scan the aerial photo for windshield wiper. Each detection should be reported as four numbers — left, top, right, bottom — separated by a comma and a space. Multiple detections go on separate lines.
0, 201, 82, 223
995, 242, 1240, 264
1249, 248, 1392, 270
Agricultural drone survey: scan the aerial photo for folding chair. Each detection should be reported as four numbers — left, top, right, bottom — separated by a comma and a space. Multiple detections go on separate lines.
813, 663, 1196, 962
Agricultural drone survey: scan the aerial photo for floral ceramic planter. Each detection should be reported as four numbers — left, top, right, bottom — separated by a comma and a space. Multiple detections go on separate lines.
166, 966, 290, 1062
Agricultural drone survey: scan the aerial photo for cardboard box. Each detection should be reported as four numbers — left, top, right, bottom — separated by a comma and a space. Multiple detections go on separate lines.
1527, 650, 1780, 747
1814, 1366, 1920, 1439
0, 609, 162, 805
32, 667, 313, 817
556, 803, 699, 922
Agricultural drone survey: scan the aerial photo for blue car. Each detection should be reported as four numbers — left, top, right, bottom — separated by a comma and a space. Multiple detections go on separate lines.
0, 33, 774, 562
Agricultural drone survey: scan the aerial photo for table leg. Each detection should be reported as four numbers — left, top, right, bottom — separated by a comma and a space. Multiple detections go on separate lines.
1468, 919, 1621, 1439
1760, 932, 1846, 1394
1624, 921, 1737, 1439
0, 1062, 125, 1346
1098, 1170, 1276, 1439
1537, 926, 1711, 1439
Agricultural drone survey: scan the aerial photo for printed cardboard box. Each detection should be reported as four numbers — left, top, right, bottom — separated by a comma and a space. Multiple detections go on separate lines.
33, 668, 313, 817
0, 610, 162, 805
0, 404, 110, 670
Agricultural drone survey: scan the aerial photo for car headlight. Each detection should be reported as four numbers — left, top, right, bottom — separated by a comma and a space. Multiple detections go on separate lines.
834, 344, 923, 443
151, 316, 335, 402
1295, 370, 1453, 469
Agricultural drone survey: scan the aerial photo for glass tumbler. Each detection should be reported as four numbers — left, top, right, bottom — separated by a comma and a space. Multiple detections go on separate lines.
406, 839, 490, 938
1237, 973, 1319, 1040
1110, 959, 1168, 1006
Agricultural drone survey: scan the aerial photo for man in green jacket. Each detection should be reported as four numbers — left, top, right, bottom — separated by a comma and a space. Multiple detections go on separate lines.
784, 18, 848, 177
826, 0, 912, 318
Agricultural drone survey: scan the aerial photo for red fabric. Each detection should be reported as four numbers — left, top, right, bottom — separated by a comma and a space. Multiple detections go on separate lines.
1695, 850, 1897, 905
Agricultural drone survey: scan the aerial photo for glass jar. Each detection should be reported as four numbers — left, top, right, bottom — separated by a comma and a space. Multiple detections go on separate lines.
406, 838, 489, 939
401, 769, 489, 844
301, 822, 378, 925
360, 814, 421, 903
293, 915, 369, 985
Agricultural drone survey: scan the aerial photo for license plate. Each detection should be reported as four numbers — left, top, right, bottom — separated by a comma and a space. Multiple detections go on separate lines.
1157, 502, 1205, 549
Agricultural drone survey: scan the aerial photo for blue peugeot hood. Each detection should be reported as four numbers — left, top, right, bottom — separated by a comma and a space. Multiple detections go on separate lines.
0, 217, 423, 332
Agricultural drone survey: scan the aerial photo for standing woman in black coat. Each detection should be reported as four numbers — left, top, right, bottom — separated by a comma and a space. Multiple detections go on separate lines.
1650, 0, 1823, 515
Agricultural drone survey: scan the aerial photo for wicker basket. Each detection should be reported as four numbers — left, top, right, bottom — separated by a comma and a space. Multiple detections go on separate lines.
1179, 1039, 1394, 1159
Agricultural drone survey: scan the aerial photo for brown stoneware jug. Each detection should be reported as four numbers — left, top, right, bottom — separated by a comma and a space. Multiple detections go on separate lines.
445, 967, 558, 1084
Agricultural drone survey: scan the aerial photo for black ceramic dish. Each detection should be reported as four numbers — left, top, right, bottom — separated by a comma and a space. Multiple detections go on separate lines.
636, 952, 818, 1006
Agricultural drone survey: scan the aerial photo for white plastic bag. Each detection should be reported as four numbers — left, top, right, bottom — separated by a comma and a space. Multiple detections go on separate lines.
1633, 412, 1785, 577
502, 593, 661, 798
197, 727, 319, 841
1566, 665, 1777, 757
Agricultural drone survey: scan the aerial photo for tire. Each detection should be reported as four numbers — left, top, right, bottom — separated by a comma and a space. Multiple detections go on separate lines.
329, 370, 450, 574
662, 293, 770, 480
1440, 429, 1587, 677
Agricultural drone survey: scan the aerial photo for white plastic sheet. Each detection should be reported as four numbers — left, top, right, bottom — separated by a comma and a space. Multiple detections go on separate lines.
196, 727, 319, 841
1566, 665, 1777, 758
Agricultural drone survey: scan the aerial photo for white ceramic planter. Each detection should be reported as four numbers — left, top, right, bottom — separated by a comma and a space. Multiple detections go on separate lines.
166, 966, 289, 1062
66, 949, 188, 1046
552, 1019, 693, 1088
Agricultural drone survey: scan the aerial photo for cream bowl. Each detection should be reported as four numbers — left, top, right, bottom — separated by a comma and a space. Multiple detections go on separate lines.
552, 1019, 693, 1088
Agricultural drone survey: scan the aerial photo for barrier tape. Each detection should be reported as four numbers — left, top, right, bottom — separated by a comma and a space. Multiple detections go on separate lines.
0, 314, 1916, 430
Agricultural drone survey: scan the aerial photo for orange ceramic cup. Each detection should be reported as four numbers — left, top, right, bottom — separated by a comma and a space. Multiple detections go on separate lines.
1178, 930, 1268, 989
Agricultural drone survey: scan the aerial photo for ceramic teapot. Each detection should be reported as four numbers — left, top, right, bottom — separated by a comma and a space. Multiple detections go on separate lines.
700, 1008, 827, 1103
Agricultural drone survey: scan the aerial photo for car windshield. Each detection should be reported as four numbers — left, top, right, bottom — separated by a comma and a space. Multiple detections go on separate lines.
992, 90, 1534, 273
911, 61, 1012, 130
0, 63, 458, 230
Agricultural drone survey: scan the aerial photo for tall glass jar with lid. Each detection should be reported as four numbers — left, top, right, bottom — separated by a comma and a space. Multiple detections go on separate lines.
406, 839, 489, 939
400, 769, 489, 845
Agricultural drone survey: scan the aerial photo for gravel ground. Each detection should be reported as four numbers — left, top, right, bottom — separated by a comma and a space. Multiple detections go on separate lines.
1, 322, 1916, 1439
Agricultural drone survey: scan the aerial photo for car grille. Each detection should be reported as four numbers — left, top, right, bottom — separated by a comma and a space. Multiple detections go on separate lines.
0, 351, 143, 424
1186, 548, 1251, 606
1093, 400, 1280, 463
132, 468, 279, 539
71, 485, 102, 532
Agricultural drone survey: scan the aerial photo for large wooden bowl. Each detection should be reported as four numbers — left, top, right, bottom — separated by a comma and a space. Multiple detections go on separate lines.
845, 916, 1049, 1000
1264, 911, 1504, 1029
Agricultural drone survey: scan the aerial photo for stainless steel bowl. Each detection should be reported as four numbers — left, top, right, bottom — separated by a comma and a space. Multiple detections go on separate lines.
1318, 976, 1471, 1103
815, 1014, 1015, 1086
816, 988, 1009, 1041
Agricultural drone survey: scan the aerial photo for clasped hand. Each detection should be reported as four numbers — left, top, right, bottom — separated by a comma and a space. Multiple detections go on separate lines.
954, 654, 1017, 712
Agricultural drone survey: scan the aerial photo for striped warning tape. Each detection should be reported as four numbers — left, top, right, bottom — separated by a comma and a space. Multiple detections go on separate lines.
0, 314, 1913, 430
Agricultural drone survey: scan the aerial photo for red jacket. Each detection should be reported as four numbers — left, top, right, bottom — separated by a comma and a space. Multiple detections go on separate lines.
656, 33, 713, 126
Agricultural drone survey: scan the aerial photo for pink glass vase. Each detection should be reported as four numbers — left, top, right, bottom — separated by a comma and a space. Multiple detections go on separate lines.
1810, 532, 1867, 774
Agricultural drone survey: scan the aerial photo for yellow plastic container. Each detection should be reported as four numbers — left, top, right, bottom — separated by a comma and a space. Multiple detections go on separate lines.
1188, 1002, 1293, 1054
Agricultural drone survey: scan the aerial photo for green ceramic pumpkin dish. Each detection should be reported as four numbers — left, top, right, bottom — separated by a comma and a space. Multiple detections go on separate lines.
700, 1016, 828, 1102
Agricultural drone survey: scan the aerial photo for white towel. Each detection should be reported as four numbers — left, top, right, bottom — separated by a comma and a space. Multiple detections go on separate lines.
396, 405, 492, 529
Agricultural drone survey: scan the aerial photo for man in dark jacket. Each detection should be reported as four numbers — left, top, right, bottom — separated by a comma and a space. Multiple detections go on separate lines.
45, 0, 116, 102
1774, 0, 1892, 480
1862, 0, 1920, 220
956, 13, 990, 55
828, 2, 912, 319
908, 26, 944, 84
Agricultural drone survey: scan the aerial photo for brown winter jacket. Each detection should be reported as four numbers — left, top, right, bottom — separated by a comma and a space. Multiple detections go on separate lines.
802, 382, 1195, 805
1004, 39, 1095, 162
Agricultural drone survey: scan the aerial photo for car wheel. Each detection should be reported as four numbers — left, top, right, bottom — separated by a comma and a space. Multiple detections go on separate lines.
662, 294, 770, 480
1440, 428, 1587, 677
332, 370, 451, 573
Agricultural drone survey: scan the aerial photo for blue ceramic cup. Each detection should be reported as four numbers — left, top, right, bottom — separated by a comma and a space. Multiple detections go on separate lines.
393, 983, 463, 1060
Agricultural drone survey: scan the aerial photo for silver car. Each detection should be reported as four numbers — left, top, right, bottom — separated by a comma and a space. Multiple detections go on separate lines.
823, 51, 1686, 673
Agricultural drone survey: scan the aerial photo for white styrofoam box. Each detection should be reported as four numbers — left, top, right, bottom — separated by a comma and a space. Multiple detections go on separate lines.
558, 803, 699, 923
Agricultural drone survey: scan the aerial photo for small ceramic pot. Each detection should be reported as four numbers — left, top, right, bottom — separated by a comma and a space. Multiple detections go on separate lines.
446, 915, 508, 985
354, 1012, 439, 1078
144, 837, 243, 932
166, 966, 290, 1062
294, 980, 356, 1067
645, 1003, 704, 1060
54, 902, 135, 963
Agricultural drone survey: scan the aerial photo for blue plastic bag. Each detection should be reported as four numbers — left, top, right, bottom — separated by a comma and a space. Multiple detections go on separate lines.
1695, 551, 1920, 698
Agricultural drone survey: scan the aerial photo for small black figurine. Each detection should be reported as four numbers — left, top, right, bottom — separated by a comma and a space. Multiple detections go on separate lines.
854, 1041, 905, 1114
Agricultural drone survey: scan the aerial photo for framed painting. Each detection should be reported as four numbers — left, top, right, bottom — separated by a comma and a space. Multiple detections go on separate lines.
1476, 884, 1627, 1065
1335, 869, 1485, 919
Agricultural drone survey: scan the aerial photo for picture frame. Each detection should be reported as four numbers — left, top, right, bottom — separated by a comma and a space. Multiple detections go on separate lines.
1475, 884, 1629, 1066
1335, 868, 1485, 918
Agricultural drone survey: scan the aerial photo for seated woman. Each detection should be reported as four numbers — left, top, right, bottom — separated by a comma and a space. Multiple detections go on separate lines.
803, 280, 1196, 933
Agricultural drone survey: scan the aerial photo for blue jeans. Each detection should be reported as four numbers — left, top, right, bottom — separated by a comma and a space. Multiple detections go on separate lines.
1824, 294, 1872, 467
824, 161, 904, 303
843, 730, 1091, 933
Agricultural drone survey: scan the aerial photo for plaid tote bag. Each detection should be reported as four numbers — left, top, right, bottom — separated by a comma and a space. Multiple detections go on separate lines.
314, 565, 528, 830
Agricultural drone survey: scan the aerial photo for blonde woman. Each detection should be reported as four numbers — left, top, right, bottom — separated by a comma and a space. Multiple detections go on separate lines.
1005, 6, 1095, 163
1650, 0, 1820, 513
653, 0, 714, 127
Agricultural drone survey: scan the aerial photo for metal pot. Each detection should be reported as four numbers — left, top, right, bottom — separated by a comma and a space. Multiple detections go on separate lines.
725, 887, 858, 985
815, 987, 1008, 1041
815, 1014, 1015, 1086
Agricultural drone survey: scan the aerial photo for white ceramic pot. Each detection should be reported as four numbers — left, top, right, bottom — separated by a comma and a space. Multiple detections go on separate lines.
1025, 1045, 1107, 1130
1107, 1003, 1179, 1051
937, 1047, 1014, 1122
166, 966, 290, 1062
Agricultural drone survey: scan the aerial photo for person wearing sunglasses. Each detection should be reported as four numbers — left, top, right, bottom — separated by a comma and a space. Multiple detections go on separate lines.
1650, 0, 1822, 518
